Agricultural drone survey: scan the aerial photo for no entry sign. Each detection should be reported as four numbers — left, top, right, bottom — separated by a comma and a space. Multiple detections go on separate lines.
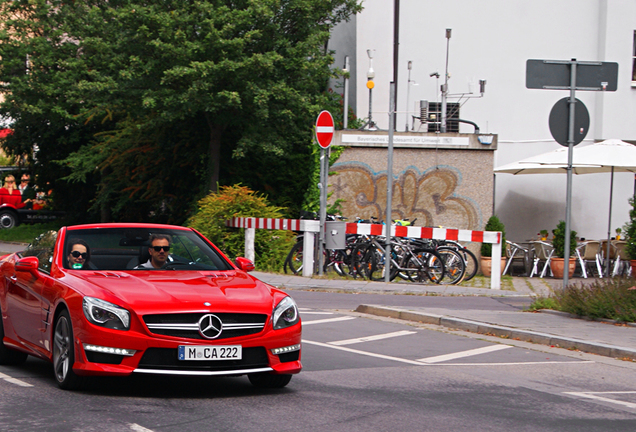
315, 110, 334, 148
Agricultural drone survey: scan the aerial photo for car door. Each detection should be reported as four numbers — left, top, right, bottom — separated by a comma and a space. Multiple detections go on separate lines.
4, 231, 57, 351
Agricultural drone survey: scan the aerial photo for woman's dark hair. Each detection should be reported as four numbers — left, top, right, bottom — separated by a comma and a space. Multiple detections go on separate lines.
67, 238, 91, 269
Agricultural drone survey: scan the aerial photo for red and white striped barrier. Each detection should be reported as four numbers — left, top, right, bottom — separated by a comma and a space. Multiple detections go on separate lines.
225, 217, 501, 244
225, 216, 503, 289
226, 217, 302, 231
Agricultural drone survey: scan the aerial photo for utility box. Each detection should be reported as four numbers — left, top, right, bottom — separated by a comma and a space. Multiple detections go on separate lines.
324, 221, 346, 249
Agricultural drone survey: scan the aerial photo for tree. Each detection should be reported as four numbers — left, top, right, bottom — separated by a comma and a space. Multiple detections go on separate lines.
0, 0, 362, 222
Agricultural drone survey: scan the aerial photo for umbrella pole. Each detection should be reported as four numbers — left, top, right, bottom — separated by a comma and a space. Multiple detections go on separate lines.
605, 167, 614, 277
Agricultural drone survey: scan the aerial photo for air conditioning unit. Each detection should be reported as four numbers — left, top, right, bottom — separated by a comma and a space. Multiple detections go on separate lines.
419, 101, 460, 133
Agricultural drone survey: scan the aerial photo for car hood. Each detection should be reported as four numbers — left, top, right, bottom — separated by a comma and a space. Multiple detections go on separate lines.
68, 270, 274, 315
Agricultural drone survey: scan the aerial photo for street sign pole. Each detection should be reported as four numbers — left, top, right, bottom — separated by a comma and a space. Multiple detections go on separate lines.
385, 83, 395, 283
315, 110, 334, 276
563, 60, 577, 288
526, 58, 618, 289
318, 147, 327, 276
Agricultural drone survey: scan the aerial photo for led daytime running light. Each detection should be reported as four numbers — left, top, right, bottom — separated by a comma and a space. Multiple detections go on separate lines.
270, 344, 301, 355
83, 344, 136, 356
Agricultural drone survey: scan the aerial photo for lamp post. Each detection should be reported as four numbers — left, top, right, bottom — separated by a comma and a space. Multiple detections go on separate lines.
441, 28, 451, 133
405, 61, 412, 131
365, 49, 376, 130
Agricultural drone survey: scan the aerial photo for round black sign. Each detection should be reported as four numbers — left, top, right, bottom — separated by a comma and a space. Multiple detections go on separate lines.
549, 97, 589, 147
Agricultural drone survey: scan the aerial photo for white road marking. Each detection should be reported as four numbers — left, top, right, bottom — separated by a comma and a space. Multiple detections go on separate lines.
564, 391, 636, 410
303, 339, 425, 365
329, 330, 417, 346
0, 372, 33, 387
304, 340, 595, 367
302, 316, 356, 326
300, 311, 335, 315
129, 424, 155, 432
427, 361, 595, 366
418, 344, 512, 364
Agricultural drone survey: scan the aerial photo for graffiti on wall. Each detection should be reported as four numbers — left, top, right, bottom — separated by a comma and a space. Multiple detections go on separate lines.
329, 162, 481, 229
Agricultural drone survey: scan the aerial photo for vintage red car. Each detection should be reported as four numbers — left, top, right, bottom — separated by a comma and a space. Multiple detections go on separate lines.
0, 223, 302, 389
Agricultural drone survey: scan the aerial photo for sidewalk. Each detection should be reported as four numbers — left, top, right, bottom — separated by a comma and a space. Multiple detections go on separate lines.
252, 271, 636, 362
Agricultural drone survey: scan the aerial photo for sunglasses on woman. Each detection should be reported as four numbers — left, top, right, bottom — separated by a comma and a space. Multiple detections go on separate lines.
151, 246, 170, 252
70, 251, 88, 259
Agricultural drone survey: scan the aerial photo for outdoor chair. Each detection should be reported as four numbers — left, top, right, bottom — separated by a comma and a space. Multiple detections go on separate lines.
503, 240, 529, 276
530, 241, 554, 278
599, 240, 618, 276
575, 240, 603, 278
612, 241, 630, 277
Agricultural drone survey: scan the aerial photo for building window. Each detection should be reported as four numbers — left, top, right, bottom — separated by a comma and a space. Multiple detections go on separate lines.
633, 31, 636, 83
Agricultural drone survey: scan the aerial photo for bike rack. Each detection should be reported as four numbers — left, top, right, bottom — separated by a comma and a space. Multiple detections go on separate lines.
225, 217, 503, 289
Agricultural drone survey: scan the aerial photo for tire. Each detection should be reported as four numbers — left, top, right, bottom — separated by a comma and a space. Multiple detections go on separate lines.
460, 248, 479, 281
52, 310, 84, 390
0, 311, 28, 365
284, 241, 303, 275
409, 249, 445, 284
248, 373, 292, 389
0, 210, 17, 229
437, 247, 466, 285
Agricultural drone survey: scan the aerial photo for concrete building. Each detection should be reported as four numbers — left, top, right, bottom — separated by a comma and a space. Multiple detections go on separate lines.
328, 0, 636, 243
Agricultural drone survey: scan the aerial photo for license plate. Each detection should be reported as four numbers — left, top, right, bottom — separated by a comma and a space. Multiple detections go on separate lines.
178, 345, 242, 361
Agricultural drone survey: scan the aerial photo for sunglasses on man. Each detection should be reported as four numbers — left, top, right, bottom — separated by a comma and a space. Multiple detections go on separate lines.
151, 246, 170, 252
70, 251, 88, 259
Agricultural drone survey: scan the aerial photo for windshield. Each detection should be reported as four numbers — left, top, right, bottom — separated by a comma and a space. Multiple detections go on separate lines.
63, 227, 233, 271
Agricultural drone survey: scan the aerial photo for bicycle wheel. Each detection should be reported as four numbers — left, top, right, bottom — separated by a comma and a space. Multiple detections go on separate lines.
284, 241, 303, 274
361, 244, 387, 281
437, 247, 466, 285
352, 240, 372, 279
410, 248, 445, 284
460, 247, 478, 281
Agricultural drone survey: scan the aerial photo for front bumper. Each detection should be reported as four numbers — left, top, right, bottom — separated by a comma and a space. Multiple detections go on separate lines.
72, 323, 302, 377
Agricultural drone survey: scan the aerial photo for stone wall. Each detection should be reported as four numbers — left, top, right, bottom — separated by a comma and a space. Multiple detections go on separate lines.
327, 132, 496, 231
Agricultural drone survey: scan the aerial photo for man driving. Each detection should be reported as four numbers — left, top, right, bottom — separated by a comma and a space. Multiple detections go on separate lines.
136, 234, 171, 269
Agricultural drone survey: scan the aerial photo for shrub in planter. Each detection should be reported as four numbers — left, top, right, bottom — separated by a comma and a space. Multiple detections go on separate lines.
551, 220, 577, 278
480, 215, 506, 257
552, 220, 577, 258
624, 197, 636, 261
480, 215, 506, 276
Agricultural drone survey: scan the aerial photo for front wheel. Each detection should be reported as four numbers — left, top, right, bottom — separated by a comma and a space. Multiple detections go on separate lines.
0, 210, 17, 229
53, 310, 84, 390
248, 373, 292, 388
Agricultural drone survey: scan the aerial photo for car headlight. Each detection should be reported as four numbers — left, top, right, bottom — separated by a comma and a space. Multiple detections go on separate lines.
272, 296, 299, 330
83, 297, 130, 330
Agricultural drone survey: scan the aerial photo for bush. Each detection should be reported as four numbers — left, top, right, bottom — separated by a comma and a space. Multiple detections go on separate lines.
552, 220, 577, 258
624, 197, 636, 260
480, 215, 505, 257
530, 278, 636, 322
187, 185, 296, 271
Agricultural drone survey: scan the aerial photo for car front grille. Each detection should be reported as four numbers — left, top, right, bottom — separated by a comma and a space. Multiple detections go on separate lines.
137, 347, 269, 372
143, 313, 268, 340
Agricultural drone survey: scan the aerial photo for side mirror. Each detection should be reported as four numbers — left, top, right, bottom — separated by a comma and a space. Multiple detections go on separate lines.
15, 256, 39, 273
234, 257, 255, 272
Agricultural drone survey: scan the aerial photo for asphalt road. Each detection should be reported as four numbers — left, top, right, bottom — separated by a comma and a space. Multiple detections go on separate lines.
2, 291, 636, 431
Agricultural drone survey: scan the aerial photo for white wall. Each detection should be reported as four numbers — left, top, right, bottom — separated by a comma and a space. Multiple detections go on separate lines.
339, 0, 636, 241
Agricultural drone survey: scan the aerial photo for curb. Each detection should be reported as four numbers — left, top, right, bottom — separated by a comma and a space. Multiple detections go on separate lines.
355, 304, 636, 362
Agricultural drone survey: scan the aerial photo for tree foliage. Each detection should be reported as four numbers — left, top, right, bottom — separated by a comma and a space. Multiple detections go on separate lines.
0, 0, 362, 223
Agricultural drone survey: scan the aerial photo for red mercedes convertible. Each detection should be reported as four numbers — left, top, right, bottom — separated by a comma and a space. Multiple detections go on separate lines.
0, 223, 302, 389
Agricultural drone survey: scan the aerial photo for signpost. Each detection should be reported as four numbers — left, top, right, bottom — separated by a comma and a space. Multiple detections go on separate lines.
315, 111, 334, 275
526, 59, 618, 288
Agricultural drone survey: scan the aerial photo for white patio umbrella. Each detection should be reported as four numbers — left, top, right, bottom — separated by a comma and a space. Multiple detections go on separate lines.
495, 139, 636, 274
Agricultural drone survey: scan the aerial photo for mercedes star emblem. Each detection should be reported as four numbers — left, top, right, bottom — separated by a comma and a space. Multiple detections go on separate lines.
198, 314, 223, 339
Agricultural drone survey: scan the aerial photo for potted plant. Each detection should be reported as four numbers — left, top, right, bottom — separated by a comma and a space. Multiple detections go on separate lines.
623, 197, 636, 274
480, 215, 506, 277
615, 227, 622, 240
550, 220, 577, 278
539, 229, 549, 241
